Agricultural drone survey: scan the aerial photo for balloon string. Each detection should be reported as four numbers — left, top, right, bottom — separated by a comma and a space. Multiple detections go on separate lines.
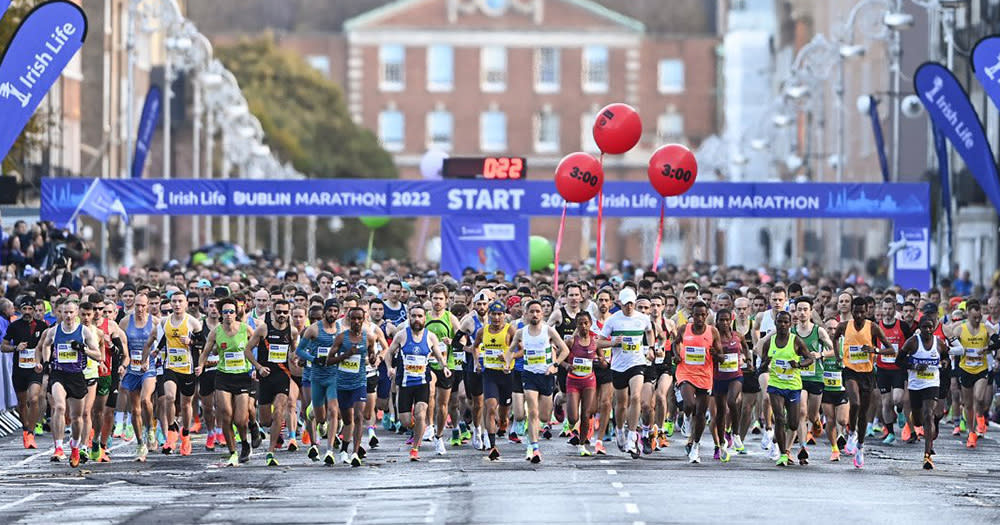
653, 198, 664, 272
596, 152, 605, 274
554, 204, 567, 295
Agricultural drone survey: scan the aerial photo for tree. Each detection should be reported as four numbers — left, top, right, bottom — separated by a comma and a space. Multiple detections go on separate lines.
0, 1, 47, 176
216, 36, 411, 260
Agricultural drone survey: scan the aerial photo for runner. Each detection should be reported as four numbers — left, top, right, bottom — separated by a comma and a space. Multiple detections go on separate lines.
759, 310, 813, 467
672, 301, 723, 463
329, 307, 376, 466
472, 301, 514, 461
459, 291, 491, 451
77, 302, 104, 463
1, 297, 47, 449
791, 297, 833, 464
293, 299, 342, 465
711, 308, 748, 462
562, 311, 612, 456
733, 297, 759, 455
603, 287, 656, 459
876, 296, 909, 445
424, 285, 459, 455
649, 293, 677, 451
508, 300, 570, 463
198, 298, 222, 451
897, 314, 946, 469
820, 317, 849, 461
244, 299, 298, 466
93, 300, 128, 462
120, 293, 157, 461
945, 299, 996, 448
591, 289, 616, 455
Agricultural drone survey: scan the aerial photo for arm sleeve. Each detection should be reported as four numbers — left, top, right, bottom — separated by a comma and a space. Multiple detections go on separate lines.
295, 335, 315, 361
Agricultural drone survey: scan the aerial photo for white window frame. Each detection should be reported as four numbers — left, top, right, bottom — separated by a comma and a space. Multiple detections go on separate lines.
426, 45, 454, 92
379, 109, 405, 152
535, 47, 560, 93
657, 112, 684, 144
426, 109, 454, 151
580, 113, 600, 153
582, 45, 609, 93
481, 46, 507, 93
379, 44, 405, 92
480, 110, 507, 152
658, 59, 685, 94
534, 110, 560, 153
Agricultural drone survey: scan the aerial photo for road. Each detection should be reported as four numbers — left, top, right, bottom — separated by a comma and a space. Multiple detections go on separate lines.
1, 420, 999, 524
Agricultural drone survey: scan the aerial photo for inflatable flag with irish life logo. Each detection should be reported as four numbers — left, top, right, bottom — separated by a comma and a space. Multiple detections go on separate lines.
0, 0, 87, 161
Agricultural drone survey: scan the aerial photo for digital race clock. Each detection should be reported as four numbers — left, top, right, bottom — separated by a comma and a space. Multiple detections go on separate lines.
441, 157, 527, 180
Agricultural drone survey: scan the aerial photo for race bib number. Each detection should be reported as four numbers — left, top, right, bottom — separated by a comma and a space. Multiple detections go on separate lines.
483, 347, 504, 370
773, 359, 794, 381
317, 346, 330, 359
56, 343, 76, 364
453, 350, 467, 366
571, 357, 593, 376
719, 352, 739, 373
823, 371, 842, 389
916, 368, 938, 381
847, 345, 869, 364
223, 351, 245, 370
621, 336, 641, 353
684, 346, 706, 366
205, 352, 219, 368
268, 344, 289, 363
18, 348, 35, 369
339, 354, 361, 374
404, 354, 427, 378
525, 346, 549, 367
129, 348, 144, 372
881, 343, 899, 364
800, 359, 816, 377
964, 347, 984, 368
167, 347, 191, 372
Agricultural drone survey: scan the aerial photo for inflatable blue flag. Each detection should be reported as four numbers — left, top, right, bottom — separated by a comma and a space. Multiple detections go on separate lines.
132, 85, 161, 178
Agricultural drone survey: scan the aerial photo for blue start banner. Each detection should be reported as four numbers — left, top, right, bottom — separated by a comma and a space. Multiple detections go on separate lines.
440, 215, 529, 277
916, 61, 1000, 214
41, 178, 930, 223
0, 1, 12, 22
0, 1, 87, 160
131, 84, 161, 179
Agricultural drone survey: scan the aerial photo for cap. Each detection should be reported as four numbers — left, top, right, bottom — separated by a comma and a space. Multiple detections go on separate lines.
198, 279, 212, 288
488, 301, 506, 313
506, 295, 522, 308
920, 302, 938, 315
365, 285, 380, 297
474, 291, 490, 303
324, 298, 340, 310
619, 287, 637, 305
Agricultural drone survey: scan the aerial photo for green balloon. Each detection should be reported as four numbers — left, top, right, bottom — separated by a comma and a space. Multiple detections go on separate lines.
529, 235, 554, 272
360, 216, 390, 229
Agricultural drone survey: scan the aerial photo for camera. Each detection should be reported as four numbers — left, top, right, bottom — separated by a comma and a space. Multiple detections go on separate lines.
901, 95, 924, 118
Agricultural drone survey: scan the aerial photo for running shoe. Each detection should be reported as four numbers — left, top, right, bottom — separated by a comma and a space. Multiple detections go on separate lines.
35, 422, 44, 435
568, 430, 580, 446
882, 433, 896, 445
688, 442, 701, 463
307, 445, 320, 461
853, 447, 864, 469
381, 413, 394, 431
265, 452, 279, 467
368, 430, 379, 449
578, 444, 591, 457
135, 444, 148, 462
959, 416, 967, 433
301, 430, 312, 446
79, 447, 89, 464
768, 443, 781, 461
837, 434, 847, 451
323, 450, 335, 465
180, 435, 192, 456
719, 445, 731, 463
525, 447, 533, 461
952, 425, 962, 436
25, 433, 37, 450
472, 430, 483, 451
901, 424, 913, 443
725, 432, 734, 449
922, 454, 934, 470
733, 435, 745, 454
423, 425, 435, 442
460, 428, 472, 443
51, 446, 65, 462
844, 433, 858, 456
113, 423, 124, 439
967, 432, 978, 448
350, 453, 362, 467
70, 447, 81, 467
488, 447, 501, 461
915, 426, 924, 438
357, 446, 367, 459
449, 432, 462, 448
205, 433, 217, 451
226, 452, 239, 467
90, 447, 101, 462
829, 449, 840, 462
776, 453, 789, 467
976, 415, 987, 435
615, 429, 626, 452
287, 439, 299, 452
410, 448, 420, 462
530, 449, 541, 464
543, 425, 554, 440
239, 442, 252, 464
760, 429, 772, 450
641, 436, 652, 455
252, 427, 264, 449
339, 451, 350, 465
163, 429, 178, 455
508, 431, 522, 444
594, 441, 606, 455
713, 446, 721, 461
216, 431, 227, 447
435, 437, 447, 456
797, 447, 809, 465
664, 420, 675, 437
897, 410, 906, 430
22, 430, 31, 449
681, 418, 691, 437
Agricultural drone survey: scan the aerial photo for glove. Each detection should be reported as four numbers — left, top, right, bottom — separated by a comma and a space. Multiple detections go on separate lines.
948, 338, 965, 357
70, 340, 85, 352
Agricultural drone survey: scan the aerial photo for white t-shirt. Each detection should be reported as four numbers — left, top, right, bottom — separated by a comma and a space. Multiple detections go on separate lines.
601, 310, 652, 372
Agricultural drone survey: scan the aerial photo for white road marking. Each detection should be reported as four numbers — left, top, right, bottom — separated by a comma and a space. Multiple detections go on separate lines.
0, 493, 39, 511
625, 503, 639, 514
606, 469, 617, 475
617, 491, 631, 498
611, 481, 624, 489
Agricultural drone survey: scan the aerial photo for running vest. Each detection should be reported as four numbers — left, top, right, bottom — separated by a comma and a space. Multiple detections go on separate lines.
125, 314, 154, 374
200, 321, 219, 371
425, 310, 454, 371
843, 320, 875, 373
81, 323, 100, 380
164, 315, 194, 374
480, 323, 510, 371
258, 318, 292, 371
12, 318, 44, 370
821, 341, 844, 392
958, 321, 989, 374
908, 334, 941, 390
767, 333, 801, 391
758, 309, 777, 338
556, 307, 577, 339
398, 327, 430, 387
521, 324, 553, 374
677, 323, 714, 390
792, 324, 823, 382
714, 330, 742, 380
878, 320, 905, 370
311, 321, 339, 373
97, 318, 114, 378
52, 322, 86, 373
335, 330, 367, 390
568, 334, 596, 377
215, 323, 251, 375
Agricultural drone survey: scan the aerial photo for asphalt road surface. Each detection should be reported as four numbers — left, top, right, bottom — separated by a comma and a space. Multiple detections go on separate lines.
1, 420, 999, 524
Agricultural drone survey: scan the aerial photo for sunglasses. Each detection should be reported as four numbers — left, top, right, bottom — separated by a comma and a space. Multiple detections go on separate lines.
221, 309, 236, 314
274, 309, 290, 315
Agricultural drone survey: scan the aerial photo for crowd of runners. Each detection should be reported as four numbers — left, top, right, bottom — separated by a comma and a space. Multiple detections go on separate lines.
2, 253, 999, 471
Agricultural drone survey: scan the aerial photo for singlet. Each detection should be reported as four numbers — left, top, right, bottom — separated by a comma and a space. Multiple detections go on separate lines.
792, 324, 823, 382
8, 317, 45, 370
52, 322, 86, 373
512, 319, 526, 371
310, 321, 339, 374
398, 327, 430, 387
714, 330, 743, 380
480, 323, 511, 371
81, 323, 100, 380
767, 333, 801, 391
365, 322, 383, 378
737, 320, 758, 372
601, 311, 652, 372
908, 334, 941, 390
958, 321, 989, 374
843, 320, 875, 373
521, 324, 553, 375
556, 307, 577, 339
97, 318, 115, 378
214, 323, 251, 375
125, 314, 154, 374
335, 330, 368, 390
164, 315, 194, 374
383, 301, 407, 326
462, 313, 485, 373
758, 309, 777, 339
258, 318, 292, 373
878, 320, 905, 370
676, 323, 714, 390
199, 322, 219, 371
568, 333, 597, 378
425, 310, 455, 371
821, 339, 845, 392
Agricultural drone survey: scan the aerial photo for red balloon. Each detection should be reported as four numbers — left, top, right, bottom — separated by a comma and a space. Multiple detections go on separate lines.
555, 152, 604, 203
593, 103, 642, 155
647, 144, 698, 197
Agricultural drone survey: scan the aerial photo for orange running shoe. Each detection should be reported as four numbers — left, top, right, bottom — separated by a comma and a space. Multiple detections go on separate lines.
594, 441, 607, 455
967, 432, 978, 448
191, 417, 202, 434
409, 448, 420, 461
216, 431, 227, 447
830, 449, 840, 462
915, 426, 924, 438
180, 435, 192, 456
51, 446, 65, 462
26, 433, 37, 450
22, 430, 31, 449
70, 447, 81, 467
164, 430, 179, 453
658, 435, 670, 448
952, 425, 961, 436
976, 416, 987, 435
98, 448, 111, 463
302, 430, 312, 446
901, 424, 912, 442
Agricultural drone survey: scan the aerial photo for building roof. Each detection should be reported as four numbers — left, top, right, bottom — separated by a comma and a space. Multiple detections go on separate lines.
185, 0, 717, 36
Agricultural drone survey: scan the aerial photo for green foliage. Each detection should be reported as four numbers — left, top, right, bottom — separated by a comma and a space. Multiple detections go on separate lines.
215, 36, 411, 261
0, 0, 47, 175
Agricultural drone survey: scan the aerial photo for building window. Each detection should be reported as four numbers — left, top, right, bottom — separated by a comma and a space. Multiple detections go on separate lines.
427, 45, 453, 92
306, 55, 331, 78
657, 111, 684, 143
658, 59, 685, 94
535, 109, 560, 153
481, 46, 507, 92
582, 45, 609, 93
535, 47, 560, 92
580, 113, 599, 153
379, 109, 405, 151
427, 109, 453, 150
480, 109, 507, 152
379, 44, 405, 91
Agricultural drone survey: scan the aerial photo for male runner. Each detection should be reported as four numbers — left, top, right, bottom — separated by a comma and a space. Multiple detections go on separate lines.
294, 299, 342, 465
604, 287, 655, 459
2, 298, 47, 449
424, 285, 459, 455
198, 298, 222, 450
898, 314, 946, 469
759, 310, 813, 467
329, 307, 376, 466
791, 297, 833, 464
876, 296, 909, 444
120, 293, 157, 461
945, 299, 996, 448
649, 293, 677, 451
673, 301, 722, 463
245, 299, 298, 466
472, 301, 514, 461
459, 291, 491, 450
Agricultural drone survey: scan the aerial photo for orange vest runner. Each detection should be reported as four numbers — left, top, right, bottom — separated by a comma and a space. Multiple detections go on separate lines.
843, 319, 875, 373
676, 323, 714, 390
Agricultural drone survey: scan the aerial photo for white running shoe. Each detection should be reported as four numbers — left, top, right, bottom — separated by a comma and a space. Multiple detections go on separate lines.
472, 428, 483, 451
423, 425, 435, 442
689, 442, 701, 463
615, 428, 627, 452
768, 443, 781, 461
681, 418, 691, 437
339, 450, 350, 464
760, 429, 773, 451
481, 429, 491, 451
733, 434, 744, 452
435, 437, 447, 456
845, 432, 858, 455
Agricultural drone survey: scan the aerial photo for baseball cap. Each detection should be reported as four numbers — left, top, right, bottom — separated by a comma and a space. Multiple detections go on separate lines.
920, 302, 938, 315
506, 296, 522, 309
488, 301, 506, 313
474, 291, 490, 303
324, 298, 340, 310
619, 287, 637, 305
198, 279, 212, 289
